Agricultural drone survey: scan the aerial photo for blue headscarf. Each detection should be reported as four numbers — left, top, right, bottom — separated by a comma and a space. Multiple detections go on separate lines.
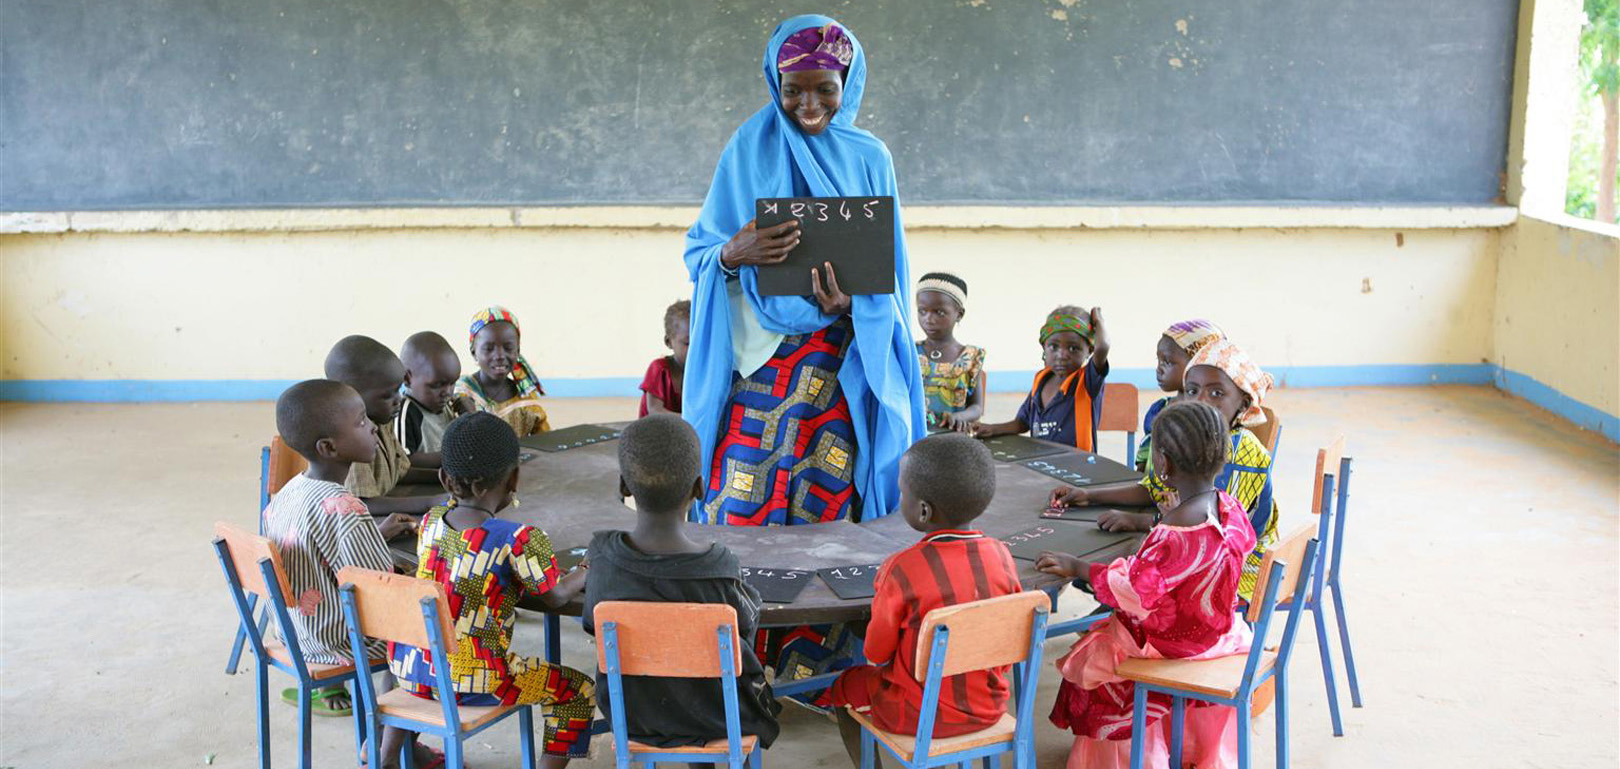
682, 14, 925, 523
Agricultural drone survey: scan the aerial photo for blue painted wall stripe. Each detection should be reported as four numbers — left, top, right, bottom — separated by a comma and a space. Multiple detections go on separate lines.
2, 364, 1613, 442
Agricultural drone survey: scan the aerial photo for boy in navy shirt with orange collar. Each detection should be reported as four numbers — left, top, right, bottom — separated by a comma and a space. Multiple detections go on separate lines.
974, 305, 1110, 451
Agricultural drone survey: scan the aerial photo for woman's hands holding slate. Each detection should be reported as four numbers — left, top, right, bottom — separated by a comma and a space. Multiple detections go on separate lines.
810, 261, 852, 315
721, 218, 800, 270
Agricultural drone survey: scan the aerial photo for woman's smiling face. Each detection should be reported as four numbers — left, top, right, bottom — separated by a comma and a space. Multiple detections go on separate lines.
780, 69, 842, 135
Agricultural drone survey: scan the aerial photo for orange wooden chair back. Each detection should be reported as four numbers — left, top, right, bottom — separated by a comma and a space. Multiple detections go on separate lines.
1248, 406, 1282, 455
267, 435, 308, 498
1098, 383, 1140, 434
914, 591, 1049, 680
334, 566, 457, 654
593, 602, 742, 678
1245, 525, 1314, 625
215, 520, 295, 605
1309, 435, 1347, 516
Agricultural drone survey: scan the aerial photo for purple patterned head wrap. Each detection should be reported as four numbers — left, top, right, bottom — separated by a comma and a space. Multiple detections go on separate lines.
776, 24, 855, 73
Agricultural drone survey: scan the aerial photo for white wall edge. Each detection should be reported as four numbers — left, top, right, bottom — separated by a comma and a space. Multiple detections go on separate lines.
0, 204, 1520, 235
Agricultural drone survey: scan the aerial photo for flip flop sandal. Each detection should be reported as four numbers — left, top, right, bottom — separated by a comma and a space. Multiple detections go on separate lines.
279, 686, 354, 717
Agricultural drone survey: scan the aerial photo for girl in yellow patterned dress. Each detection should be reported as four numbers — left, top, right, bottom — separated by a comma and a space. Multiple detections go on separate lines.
454, 306, 552, 437
387, 412, 592, 768
913, 272, 986, 432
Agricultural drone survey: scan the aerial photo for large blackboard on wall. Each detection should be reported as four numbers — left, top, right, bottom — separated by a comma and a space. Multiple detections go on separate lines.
3, 0, 1518, 210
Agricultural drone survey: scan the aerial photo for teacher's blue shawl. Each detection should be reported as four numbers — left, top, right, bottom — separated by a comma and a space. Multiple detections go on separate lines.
683, 14, 926, 523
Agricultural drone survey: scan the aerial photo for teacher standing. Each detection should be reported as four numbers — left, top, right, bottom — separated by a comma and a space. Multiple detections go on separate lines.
684, 15, 925, 528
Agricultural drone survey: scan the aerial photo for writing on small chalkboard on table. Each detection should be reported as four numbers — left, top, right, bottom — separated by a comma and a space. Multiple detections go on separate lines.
519, 424, 622, 453
1020, 451, 1141, 487
740, 566, 815, 604
816, 563, 883, 600
555, 546, 589, 572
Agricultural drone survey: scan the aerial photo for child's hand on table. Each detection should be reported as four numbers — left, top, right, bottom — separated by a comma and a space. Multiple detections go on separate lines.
1049, 485, 1090, 509
1035, 551, 1089, 580
1097, 509, 1155, 533
377, 513, 417, 539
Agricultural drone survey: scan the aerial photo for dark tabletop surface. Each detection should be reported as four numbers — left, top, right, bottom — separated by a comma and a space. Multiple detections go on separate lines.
395, 424, 1147, 625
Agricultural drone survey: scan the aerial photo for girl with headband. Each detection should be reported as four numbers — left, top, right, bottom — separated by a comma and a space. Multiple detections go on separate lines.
914, 272, 986, 432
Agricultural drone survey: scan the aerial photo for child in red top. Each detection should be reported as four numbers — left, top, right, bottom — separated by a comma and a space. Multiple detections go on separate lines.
639, 299, 690, 417
830, 433, 1021, 766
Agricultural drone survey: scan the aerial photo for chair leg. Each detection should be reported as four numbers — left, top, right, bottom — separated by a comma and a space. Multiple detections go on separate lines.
519, 705, 537, 769
1310, 604, 1345, 736
1330, 581, 1364, 708
256, 661, 271, 769
227, 626, 249, 675
1236, 698, 1252, 769
297, 682, 314, 769
444, 738, 463, 769
1168, 696, 1184, 768
1128, 686, 1148, 769
348, 679, 368, 765
860, 728, 876, 769
750, 744, 763, 769
1275, 672, 1290, 769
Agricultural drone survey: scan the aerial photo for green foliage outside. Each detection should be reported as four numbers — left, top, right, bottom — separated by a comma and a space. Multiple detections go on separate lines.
1567, 0, 1620, 221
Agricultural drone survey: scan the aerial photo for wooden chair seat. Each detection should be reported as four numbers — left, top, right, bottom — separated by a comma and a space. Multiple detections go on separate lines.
1115, 650, 1278, 699
626, 735, 760, 755
263, 638, 384, 681
374, 688, 514, 732
849, 710, 1017, 762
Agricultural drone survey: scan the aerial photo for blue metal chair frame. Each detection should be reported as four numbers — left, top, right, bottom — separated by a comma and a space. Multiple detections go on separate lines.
1126, 539, 1319, 769
854, 605, 1050, 769
599, 618, 763, 769
225, 447, 275, 676
214, 537, 384, 769
339, 587, 537, 769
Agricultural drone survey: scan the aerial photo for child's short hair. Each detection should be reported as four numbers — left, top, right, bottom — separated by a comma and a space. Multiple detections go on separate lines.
324, 335, 400, 385
440, 412, 520, 491
663, 299, 692, 339
401, 331, 455, 368
902, 433, 996, 526
1151, 400, 1229, 477
276, 379, 358, 460
618, 414, 701, 511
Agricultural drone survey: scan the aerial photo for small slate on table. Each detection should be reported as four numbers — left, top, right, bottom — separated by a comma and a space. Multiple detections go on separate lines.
999, 521, 1137, 562
816, 563, 884, 600
754, 196, 896, 297
555, 545, 589, 572
977, 434, 1070, 463
740, 567, 815, 604
519, 424, 622, 453
1039, 505, 1104, 523
1020, 451, 1142, 487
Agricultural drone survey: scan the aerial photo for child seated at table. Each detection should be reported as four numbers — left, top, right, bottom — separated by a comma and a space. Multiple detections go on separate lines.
1136, 319, 1225, 469
914, 272, 986, 432
324, 335, 443, 516
1049, 338, 1277, 601
1035, 400, 1258, 769
261, 379, 414, 718
638, 300, 690, 417
582, 414, 782, 748
388, 412, 594, 769
829, 433, 1022, 766
394, 330, 460, 460
973, 305, 1110, 451
455, 305, 552, 436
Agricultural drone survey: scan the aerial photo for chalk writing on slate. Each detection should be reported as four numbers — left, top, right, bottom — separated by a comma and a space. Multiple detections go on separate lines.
519, 424, 622, 453
816, 563, 884, 600
1000, 522, 1137, 562
755, 196, 895, 297
519, 451, 538, 464
555, 546, 589, 572
977, 434, 1070, 463
1020, 452, 1142, 487
740, 567, 815, 604
1040, 506, 1103, 522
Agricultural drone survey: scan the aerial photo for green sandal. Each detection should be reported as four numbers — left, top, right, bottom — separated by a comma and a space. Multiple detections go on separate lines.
280, 686, 353, 717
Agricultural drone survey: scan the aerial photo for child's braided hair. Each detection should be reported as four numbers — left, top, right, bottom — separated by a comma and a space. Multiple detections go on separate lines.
440, 412, 520, 495
1152, 400, 1229, 479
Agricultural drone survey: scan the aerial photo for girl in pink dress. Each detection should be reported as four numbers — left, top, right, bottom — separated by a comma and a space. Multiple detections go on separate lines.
1036, 400, 1259, 769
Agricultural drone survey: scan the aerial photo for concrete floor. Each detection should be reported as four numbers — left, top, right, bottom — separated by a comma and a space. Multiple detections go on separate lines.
2, 385, 1615, 768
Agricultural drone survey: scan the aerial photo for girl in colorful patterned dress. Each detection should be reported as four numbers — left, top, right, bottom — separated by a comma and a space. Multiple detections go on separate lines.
387, 412, 593, 769
1036, 400, 1258, 769
1136, 319, 1225, 469
1049, 338, 1278, 601
914, 272, 986, 432
454, 306, 552, 437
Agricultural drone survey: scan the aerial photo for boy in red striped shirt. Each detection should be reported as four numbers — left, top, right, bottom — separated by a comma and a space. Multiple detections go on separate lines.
830, 433, 1022, 766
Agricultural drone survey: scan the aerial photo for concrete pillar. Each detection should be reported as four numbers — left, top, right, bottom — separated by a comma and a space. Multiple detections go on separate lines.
1505, 0, 1584, 214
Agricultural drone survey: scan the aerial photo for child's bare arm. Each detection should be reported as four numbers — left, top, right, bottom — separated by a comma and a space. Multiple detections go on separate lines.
361, 494, 445, 516
399, 466, 441, 485
409, 451, 441, 470
1090, 307, 1111, 367
534, 567, 587, 610
941, 371, 988, 430
971, 417, 1026, 438
1048, 481, 1151, 510
644, 393, 671, 416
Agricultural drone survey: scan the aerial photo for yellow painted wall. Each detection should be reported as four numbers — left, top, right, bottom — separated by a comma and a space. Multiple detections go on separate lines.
1493, 214, 1620, 415
1, 225, 1498, 384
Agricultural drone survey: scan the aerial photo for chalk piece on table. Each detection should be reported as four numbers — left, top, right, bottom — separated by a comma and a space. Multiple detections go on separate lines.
555, 546, 589, 572
1000, 521, 1136, 562
816, 563, 883, 600
1020, 451, 1141, 487
977, 434, 1069, 463
740, 567, 815, 604
755, 197, 896, 297
519, 424, 622, 453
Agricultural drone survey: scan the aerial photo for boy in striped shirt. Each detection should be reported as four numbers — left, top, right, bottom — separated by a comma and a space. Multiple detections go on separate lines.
830, 433, 1022, 765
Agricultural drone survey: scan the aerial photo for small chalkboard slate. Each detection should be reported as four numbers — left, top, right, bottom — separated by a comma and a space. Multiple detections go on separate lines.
555, 545, 589, 572
740, 567, 814, 604
1040, 505, 1103, 523
978, 434, 1069, 463
1000, 522, 1136, 562
816, 563, 883, 600
519, 424, 621, 453
755, 197, 895, 297
1020, 452, 1141, 487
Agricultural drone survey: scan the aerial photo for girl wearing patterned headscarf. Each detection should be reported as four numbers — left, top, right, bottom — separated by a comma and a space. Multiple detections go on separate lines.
973, 304, 1111, 452
1049, 338, 1278, 601
1135, 319, 1227, 468
453, 306, 552, 437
